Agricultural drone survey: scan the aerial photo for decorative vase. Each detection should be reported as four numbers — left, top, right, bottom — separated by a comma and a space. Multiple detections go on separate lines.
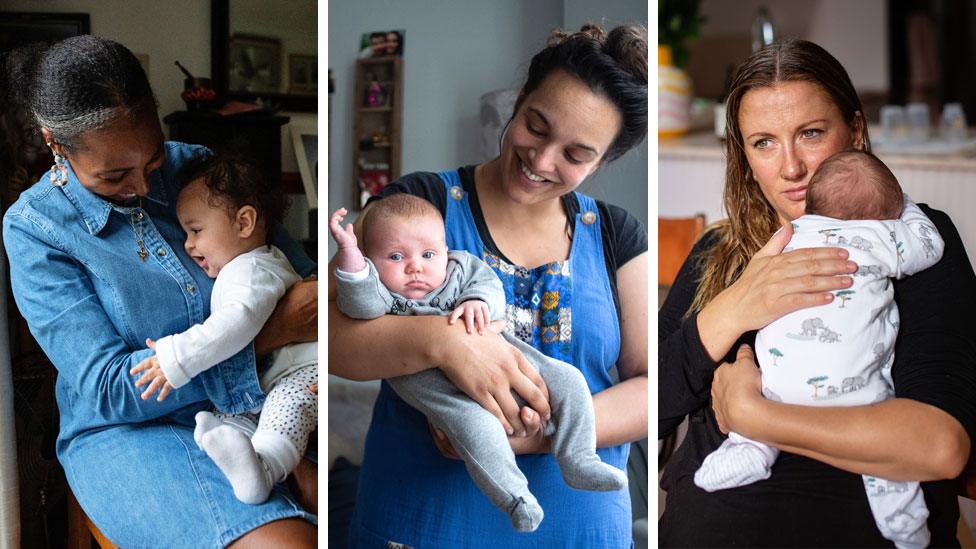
658, 45, 692, 139
181, 77, 216, 112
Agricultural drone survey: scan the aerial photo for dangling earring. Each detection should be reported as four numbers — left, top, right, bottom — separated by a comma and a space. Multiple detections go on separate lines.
47, 142, 67, 187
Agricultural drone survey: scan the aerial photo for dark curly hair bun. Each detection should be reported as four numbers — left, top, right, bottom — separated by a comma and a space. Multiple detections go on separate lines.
516, 23, 648, 163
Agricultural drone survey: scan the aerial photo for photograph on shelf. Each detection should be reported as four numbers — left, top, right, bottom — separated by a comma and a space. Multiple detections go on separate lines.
358, 160, 391, 208
358, 29, 404, 58
228, 34, 281, 93
288, 54, 317, 95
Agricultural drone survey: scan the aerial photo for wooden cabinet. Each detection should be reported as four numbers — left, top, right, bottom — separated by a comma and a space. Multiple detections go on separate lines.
163, 111, 290, 186
352, 56, 402, 208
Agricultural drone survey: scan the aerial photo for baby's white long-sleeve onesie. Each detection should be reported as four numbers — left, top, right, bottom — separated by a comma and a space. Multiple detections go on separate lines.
695, 196, 944, 549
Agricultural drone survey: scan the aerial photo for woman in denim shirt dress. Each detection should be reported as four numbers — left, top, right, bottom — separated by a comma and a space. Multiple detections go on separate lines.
1, 36, 317, 547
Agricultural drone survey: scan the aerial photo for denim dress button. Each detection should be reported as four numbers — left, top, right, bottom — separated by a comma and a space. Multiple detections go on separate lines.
581, 211, 596, 225
156, 248, 166, 257
449, 186, 463, 201
185, 284, 195, 294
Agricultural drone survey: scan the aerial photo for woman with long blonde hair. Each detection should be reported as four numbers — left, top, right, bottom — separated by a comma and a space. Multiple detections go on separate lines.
659, 39, 976, 546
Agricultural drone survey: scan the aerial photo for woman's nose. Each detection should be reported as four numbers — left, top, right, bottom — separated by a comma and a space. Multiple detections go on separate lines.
528, 144, 556, 173
780, 146, 806, 181
130, 172, 151, 196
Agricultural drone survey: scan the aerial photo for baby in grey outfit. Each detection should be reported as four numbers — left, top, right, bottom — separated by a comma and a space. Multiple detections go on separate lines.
329, 194, 626, 532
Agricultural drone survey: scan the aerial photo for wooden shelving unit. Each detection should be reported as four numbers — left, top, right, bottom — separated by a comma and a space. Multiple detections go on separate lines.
352, 56, 402, 208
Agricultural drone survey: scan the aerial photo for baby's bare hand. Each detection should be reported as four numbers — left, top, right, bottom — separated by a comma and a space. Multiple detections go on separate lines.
448, 300, 491, 335
329, 208, 358, 249
130, 354, 174, 402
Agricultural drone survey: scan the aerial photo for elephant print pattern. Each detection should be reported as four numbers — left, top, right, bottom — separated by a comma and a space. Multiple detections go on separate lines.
696, 196, 945, 549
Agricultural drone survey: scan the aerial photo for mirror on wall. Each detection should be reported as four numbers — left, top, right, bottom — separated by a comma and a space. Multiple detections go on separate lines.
211, 0, 317, 112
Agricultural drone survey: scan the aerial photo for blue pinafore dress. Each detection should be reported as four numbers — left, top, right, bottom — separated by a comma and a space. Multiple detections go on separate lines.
347, 171, 632, 548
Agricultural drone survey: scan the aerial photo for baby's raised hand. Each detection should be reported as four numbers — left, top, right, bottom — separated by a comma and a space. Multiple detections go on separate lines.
448, 299, 491, 335
130, 338, 174, 402
329, 207, 358, 250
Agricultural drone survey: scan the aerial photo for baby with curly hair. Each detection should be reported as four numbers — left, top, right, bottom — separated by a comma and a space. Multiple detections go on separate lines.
131, 154, 317, 505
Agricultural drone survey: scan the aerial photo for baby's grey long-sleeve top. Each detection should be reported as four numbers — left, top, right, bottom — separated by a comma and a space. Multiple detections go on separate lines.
334, 250, 505, 322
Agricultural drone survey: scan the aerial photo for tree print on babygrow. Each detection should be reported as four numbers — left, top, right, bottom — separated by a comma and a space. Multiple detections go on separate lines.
835, 290, 855, 308
803, 374, 869, 401
806, 344, 894, 403
807, 376, 828, 398
818, 227, 841, 244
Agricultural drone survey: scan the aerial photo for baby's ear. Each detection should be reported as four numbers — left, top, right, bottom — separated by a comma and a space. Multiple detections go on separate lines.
236, 205, 258, 238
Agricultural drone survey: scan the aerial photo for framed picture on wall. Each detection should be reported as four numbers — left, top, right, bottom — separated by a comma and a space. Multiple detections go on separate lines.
0, 11, 90, 52
288, 54, 317, 95
358, 29, 405, 58
290, 120, 318, 209
228, 34, 281, 93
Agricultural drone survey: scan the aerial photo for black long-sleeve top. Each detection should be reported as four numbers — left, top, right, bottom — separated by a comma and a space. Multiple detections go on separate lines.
659, 206, 976, 547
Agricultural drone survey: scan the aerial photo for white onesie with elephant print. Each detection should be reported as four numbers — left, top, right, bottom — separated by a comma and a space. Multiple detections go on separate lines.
694, 196, 944, 549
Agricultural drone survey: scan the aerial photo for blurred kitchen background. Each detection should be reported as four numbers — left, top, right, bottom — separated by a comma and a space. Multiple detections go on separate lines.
661, 0, 976, 267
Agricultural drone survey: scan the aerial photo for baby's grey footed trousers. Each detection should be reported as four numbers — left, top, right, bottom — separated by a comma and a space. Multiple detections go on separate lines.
334, 252, 627, 532
389, 332, 626, 532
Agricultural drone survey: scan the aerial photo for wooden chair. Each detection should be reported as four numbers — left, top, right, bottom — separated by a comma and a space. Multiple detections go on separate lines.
658, 215, 706, 288
957, 453, 976, 546
657, 216, 704, 496
67, 489, 117, 549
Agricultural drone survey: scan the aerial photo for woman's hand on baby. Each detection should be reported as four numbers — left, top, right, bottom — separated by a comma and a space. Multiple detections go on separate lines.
448, 300, 491, 335
428, 407, 549, 460
263, 278, 318, 348
716, 222, 857, 334
130, 338, 174, 402
508, 407, 551, 455
428, 420, 461, 460
329, 208, 358, 249
711, 344, 763, 435
437, 321, 551, 437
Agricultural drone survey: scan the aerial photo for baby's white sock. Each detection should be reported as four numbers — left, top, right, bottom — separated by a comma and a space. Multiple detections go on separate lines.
252, 429, 301, 485
193, 411, 223, 448
694, 432, 778, 492
200, 424, 274, 504
193, 411, 258, 449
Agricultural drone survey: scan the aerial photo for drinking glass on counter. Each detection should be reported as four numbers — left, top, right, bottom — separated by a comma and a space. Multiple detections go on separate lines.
880, 105, 908, 145
906, 103, 930, 143
941, 102, 968, 143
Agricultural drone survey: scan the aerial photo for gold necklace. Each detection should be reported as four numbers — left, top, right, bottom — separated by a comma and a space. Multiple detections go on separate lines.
129, 200, 149, 262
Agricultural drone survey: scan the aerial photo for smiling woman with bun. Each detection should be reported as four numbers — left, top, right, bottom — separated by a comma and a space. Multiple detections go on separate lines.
330, 23, 649, 547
